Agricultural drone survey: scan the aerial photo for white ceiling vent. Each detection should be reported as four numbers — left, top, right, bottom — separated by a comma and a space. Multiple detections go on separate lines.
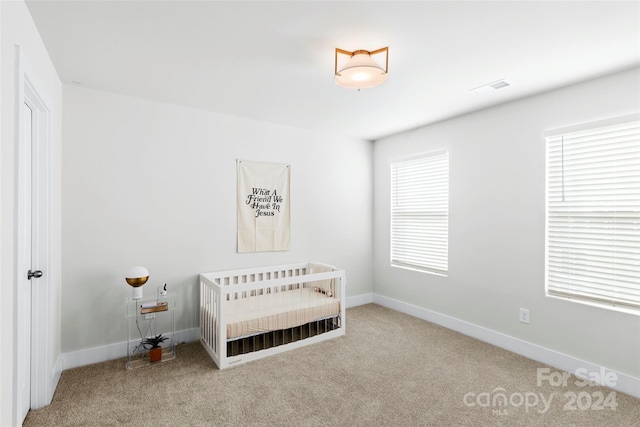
470, 79, 511, 95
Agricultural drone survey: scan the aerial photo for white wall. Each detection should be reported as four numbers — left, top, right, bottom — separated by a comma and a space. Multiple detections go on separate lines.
373, 68, 640, 382
61, 85, 373, 355
1, 1, 62, 425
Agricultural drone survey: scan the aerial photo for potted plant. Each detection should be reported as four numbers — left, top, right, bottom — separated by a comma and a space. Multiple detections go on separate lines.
143, 334, 169, 362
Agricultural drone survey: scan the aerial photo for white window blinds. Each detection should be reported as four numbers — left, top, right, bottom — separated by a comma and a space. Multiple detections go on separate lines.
391, 150, 449, 275
545, 119, 640, 311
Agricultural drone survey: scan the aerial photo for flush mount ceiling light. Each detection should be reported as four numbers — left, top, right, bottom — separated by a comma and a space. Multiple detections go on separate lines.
335, 47, 389, 90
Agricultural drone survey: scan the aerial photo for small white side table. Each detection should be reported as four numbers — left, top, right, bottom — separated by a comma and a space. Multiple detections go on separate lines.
125, 293, 176, 369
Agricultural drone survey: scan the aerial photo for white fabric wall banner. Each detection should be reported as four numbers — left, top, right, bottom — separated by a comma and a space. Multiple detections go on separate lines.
237, 160, 291, 252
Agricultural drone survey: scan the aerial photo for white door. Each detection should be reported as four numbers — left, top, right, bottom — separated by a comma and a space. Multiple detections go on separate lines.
17, 99, 34, 422
16, 51, 54, 422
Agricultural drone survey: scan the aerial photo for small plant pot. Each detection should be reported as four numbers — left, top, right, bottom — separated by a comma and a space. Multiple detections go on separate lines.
149, 347, 162, 363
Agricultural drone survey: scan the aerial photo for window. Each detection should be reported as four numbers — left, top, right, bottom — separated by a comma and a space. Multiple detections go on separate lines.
391, 150, 449, 275
545, 117, 640, 312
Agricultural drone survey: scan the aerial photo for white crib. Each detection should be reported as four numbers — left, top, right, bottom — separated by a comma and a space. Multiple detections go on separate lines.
200, 262, 346, 369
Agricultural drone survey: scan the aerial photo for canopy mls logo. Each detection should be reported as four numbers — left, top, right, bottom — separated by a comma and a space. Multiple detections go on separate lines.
463, 388, 554, 415
463, 367, 619, 417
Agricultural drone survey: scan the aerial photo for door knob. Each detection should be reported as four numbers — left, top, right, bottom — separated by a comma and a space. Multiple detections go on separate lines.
28, 270, 43, 280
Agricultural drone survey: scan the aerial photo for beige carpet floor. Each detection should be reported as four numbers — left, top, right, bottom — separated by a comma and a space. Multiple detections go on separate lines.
24, 304, 639, 426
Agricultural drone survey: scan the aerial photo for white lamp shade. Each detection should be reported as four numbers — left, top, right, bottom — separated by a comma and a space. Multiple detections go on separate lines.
126, 265, 149, 279
335, 52, 388, 89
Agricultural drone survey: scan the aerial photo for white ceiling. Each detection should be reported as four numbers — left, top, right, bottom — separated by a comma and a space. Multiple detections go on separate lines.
25, 1, 640, 141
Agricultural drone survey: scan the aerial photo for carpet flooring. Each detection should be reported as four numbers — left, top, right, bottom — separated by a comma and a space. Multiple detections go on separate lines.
24, 304, 640, 426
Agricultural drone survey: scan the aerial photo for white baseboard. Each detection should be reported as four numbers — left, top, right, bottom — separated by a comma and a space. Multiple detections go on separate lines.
346, 293, 374, 307
61, 295, 375, 370
373, 294, 640, 399
62, 327, 200, 370
51, 354, 62, 400
33, 354, 63, 410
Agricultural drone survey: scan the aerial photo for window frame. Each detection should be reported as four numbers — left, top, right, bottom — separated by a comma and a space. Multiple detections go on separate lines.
544, 114, 640, 315
390, 150, 449, 276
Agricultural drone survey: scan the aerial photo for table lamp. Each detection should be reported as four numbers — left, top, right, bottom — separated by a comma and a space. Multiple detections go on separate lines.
125, 266, 149, 300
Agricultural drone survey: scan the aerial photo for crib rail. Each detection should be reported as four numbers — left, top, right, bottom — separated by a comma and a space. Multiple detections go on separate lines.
200, 262, 345, 369
201, 262, 312, 286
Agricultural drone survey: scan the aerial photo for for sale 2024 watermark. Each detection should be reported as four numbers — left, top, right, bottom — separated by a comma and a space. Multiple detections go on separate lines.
463, 367, 618, 416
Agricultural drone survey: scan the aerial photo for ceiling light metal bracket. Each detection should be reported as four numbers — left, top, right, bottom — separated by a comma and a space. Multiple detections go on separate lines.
335, 47, 389, 90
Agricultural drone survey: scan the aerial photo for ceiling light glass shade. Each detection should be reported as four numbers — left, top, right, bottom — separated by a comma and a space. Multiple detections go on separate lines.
335, 47, 388, 90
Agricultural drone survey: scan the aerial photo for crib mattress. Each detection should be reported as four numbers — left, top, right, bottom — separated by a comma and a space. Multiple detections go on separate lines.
225, 288, 340, 340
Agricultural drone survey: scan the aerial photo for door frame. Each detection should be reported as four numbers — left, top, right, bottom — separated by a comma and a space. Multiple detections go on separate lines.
13, 44, 53, 419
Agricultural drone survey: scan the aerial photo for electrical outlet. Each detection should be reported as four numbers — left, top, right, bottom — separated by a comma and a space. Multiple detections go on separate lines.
519, 308, 530, 324
144, 313, 155, 320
